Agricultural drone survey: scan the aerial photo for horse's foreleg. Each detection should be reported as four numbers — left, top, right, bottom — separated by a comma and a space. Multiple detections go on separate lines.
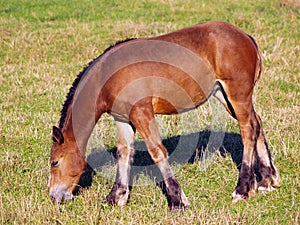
255, 113, 280, 193
130, 105, 189, 211
106, 121, 135, 206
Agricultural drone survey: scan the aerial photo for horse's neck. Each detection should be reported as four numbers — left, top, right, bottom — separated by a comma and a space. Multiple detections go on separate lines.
62, 107, 101, 156
65, 62, 108, 154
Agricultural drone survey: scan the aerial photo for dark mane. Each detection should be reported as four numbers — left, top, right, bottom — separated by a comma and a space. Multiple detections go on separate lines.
58, 38, 136, 129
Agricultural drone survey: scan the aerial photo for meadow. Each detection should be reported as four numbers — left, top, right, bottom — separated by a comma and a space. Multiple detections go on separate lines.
0, 0, 299, 224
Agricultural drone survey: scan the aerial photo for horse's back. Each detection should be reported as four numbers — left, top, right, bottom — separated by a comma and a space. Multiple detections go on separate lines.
151, 21, 261, 104
101, 21, 261, 119
152, 21, 260, 80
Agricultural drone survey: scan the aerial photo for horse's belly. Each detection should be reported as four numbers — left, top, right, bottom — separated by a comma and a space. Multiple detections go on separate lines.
152, 93, 208, 115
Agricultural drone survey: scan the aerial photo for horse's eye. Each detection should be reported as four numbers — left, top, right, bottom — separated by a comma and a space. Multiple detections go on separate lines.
51, 161, 59, 167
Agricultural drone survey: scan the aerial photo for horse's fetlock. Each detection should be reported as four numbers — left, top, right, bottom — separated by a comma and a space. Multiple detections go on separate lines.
106, 183, 129, 206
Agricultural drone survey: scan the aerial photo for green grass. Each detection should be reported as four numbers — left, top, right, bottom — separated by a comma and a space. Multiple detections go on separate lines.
1, 0, 299, 224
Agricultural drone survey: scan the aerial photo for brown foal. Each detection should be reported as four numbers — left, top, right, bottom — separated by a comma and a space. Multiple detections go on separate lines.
49, 21, 280, 211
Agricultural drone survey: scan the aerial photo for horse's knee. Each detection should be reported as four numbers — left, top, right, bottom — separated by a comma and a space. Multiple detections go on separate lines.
117, 143, 134, 163
148, 143, 168, 163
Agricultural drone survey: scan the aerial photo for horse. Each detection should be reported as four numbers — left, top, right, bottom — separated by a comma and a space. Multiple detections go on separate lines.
49, 21, 280, 211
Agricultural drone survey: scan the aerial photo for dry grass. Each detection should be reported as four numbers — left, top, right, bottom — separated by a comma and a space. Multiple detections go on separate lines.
0, 0, 299, 224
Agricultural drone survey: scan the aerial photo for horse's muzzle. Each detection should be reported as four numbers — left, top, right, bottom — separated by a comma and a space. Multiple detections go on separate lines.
49, 184, 73, 203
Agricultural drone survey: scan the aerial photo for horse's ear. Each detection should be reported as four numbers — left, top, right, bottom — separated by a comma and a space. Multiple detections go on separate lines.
52, 126, 64, 145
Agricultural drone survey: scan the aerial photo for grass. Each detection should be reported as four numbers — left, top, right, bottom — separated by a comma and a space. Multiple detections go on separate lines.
1, 0, 299, 224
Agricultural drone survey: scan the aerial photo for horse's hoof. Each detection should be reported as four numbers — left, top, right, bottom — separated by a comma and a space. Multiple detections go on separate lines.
258, 184, 275, 194
271, 168, 281, 188
106, 188, 129, 207
232, 190, 245, 203
105, 195, 116, 206
169, 204, 186, 212
232, 189, 255, 203
180, 189, 190, 208
168, 190, 190, 212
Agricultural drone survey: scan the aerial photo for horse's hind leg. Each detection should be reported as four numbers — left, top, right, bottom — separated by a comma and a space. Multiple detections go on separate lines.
106, 121, 135, 206
130, 103, 189, 211
230, 104, 258, 202
219, 80, 280, 202
255, 113, 280, 192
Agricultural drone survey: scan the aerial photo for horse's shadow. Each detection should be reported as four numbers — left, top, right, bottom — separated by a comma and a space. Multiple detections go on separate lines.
77, 130, 244, 193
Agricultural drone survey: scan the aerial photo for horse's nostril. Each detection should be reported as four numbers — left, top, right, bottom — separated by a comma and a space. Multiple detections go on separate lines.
50, 195, 56, 202
50, 193, 62, 203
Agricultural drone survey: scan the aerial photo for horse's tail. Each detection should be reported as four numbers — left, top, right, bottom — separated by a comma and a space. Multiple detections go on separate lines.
248, 34, 262, 84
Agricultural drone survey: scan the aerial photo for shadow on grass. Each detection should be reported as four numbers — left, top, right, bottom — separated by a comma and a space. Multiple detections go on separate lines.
77, 130, 244, 192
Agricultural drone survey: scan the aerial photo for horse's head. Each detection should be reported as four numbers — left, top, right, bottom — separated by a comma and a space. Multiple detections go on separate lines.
49, 126, 86, 203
